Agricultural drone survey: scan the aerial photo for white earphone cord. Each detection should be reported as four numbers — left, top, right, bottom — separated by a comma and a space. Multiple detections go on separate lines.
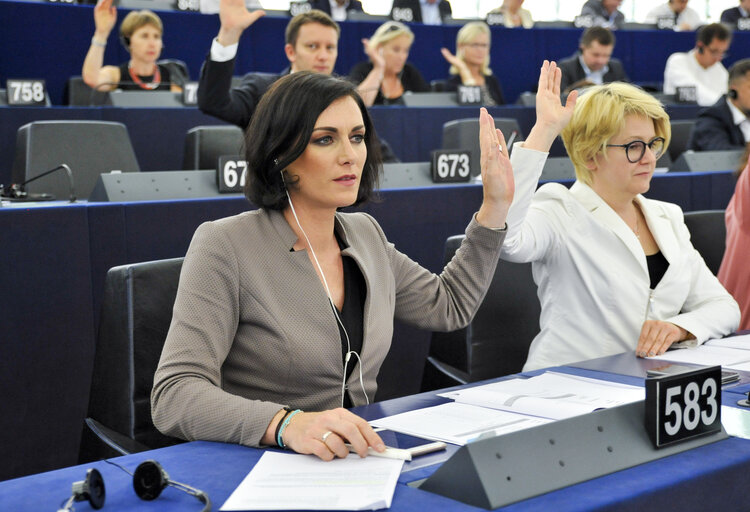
285, 190, 369, 407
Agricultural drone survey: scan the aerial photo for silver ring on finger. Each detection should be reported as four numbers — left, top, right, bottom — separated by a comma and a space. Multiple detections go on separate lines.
322, 431, 334, 443
498, 144, 503, 153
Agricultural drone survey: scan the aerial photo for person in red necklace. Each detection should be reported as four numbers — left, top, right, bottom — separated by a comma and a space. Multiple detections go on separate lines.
82, 0, 186, 92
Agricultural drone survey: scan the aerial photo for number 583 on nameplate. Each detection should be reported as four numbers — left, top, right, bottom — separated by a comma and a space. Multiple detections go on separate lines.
645, 365, 722, 448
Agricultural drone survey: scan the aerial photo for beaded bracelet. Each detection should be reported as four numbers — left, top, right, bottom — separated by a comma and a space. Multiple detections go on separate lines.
276, 409, 302, 449
273, 407, 292, 446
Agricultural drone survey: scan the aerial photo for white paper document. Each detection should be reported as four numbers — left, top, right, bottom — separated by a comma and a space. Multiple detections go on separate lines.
439, 372, 644, 420
220, 452, 403, 511
371, 402, 552, 445
705, 335, 750, 351
649, 344, 750, 368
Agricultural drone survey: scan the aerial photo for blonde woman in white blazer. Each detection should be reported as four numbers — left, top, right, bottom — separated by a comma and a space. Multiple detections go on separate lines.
503, 62, 740, 371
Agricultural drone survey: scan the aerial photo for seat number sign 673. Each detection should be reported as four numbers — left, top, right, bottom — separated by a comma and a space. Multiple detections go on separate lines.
645, 365, 721, 447
431, 150, 471, 183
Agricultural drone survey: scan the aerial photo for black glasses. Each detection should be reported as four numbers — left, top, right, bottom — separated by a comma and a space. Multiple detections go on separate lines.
606, 137, 665, 163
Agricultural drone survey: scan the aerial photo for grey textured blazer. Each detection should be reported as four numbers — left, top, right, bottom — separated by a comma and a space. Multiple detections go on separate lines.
151, 208, 505, 447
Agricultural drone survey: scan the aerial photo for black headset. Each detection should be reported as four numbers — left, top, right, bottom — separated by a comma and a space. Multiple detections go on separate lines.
729, 88, 738, 99
60, 460, 210, 511
119, 34, 130, 52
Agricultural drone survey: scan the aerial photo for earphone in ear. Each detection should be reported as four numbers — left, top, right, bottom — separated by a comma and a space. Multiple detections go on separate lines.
729, 88, 738, 99
61, 461, 210, 512
120, 35, 131, 51
60, 468, 106, 511
698, 44, 704, 54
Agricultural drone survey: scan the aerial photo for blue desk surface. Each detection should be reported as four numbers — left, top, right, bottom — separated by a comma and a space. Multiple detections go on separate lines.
3, 361, 750, 511
0, 172, 737, 482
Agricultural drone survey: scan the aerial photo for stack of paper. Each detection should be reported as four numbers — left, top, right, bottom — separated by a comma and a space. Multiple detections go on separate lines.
372, 372, 644, 446
221, 452, 403, 511
650, 343, 750, 369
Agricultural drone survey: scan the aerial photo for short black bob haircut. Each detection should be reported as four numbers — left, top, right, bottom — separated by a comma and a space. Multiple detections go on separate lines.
243, 71, 382, 210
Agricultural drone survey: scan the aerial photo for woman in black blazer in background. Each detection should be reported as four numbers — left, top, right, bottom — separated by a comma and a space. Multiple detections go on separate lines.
441, 21, 506, 106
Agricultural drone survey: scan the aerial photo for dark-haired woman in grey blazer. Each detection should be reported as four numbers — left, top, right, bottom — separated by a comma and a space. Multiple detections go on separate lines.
151, 71, 516, 461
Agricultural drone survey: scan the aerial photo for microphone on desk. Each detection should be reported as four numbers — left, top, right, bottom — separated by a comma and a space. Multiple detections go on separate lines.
0, 163, 76, 203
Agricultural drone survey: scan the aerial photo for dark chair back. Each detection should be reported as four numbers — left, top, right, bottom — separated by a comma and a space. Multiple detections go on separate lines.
80, 258, 184, 462
65, 76, 110, 106
668, 119, 695, 162
683, 209, 726, 275
422, 235, 540, 391
442, 117, 523, 177
11, 120, 140, 200
182, 125, 245, 170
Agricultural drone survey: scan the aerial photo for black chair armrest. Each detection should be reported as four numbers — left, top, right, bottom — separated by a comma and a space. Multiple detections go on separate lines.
85, 418, 151, 456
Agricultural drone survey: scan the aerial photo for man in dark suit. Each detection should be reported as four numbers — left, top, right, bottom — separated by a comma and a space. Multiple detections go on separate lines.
197, 0, 400, 161
558, 27, 628, 94
308, 0, 363, 21
390, 0, 451, 25
689, 59, 750, 151
721, 0, 750, 25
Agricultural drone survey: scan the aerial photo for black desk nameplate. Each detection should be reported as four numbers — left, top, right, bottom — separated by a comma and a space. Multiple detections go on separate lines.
645, 365, 722, 447
416, 401, 727, 510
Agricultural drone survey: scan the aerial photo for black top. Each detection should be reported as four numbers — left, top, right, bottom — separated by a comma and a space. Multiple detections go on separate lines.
117, 62, 172, 91
348, 61, 429, 105
336, 236, 366, 407
646, 250, 669, 290
197, 55, 287, 129
445, 73, 506, 105
308, 0, 363, 16
390, 0, 452, 23
721, 7, 749, 24
689, 96, 747, 151
557, 52, 629, 94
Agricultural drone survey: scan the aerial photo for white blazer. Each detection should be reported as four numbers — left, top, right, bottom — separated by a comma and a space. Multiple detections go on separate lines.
503, 145, 740, 371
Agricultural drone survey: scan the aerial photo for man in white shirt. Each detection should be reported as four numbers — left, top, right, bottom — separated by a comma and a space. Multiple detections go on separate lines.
690, 59, 750, 151
663, 23, 732, 107
645, 0, 702, 31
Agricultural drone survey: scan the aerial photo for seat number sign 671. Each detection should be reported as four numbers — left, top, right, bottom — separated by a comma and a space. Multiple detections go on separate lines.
431, 150, 471, 183
645, 365, 721, 447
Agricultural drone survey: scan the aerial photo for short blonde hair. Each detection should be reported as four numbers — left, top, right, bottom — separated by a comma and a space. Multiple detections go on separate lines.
120, 10, 163, 46
561, 82, 671, 186
369, 21, 414, 49
451, 22, 492, 76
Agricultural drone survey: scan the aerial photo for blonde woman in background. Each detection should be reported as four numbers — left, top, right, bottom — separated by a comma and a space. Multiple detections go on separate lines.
82, 0, 185, 91
349, 21, 428, 106
440, 22, 505, 105
488, 0, 534, 28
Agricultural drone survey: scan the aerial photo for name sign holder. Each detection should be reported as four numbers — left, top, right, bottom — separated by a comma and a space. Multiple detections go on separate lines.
457, 85, 481, 106
645, 365, 722, 447
392, 7, 414, 22
5, 79, 47, 106
485, 13, 505, 26
656, 16, 676, 30
430, 150, 471, 183
289, 1, 312, 16
413, 400, 727, 509
675, 86, 697, 104
182, 82, 199, 106
217, 155, 248, 193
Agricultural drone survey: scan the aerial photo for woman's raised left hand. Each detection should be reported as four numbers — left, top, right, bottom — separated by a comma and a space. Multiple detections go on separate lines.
476, 108, 514, 229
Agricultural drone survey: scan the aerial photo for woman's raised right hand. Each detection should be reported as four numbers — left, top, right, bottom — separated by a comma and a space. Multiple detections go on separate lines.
93, 0, 117, 37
